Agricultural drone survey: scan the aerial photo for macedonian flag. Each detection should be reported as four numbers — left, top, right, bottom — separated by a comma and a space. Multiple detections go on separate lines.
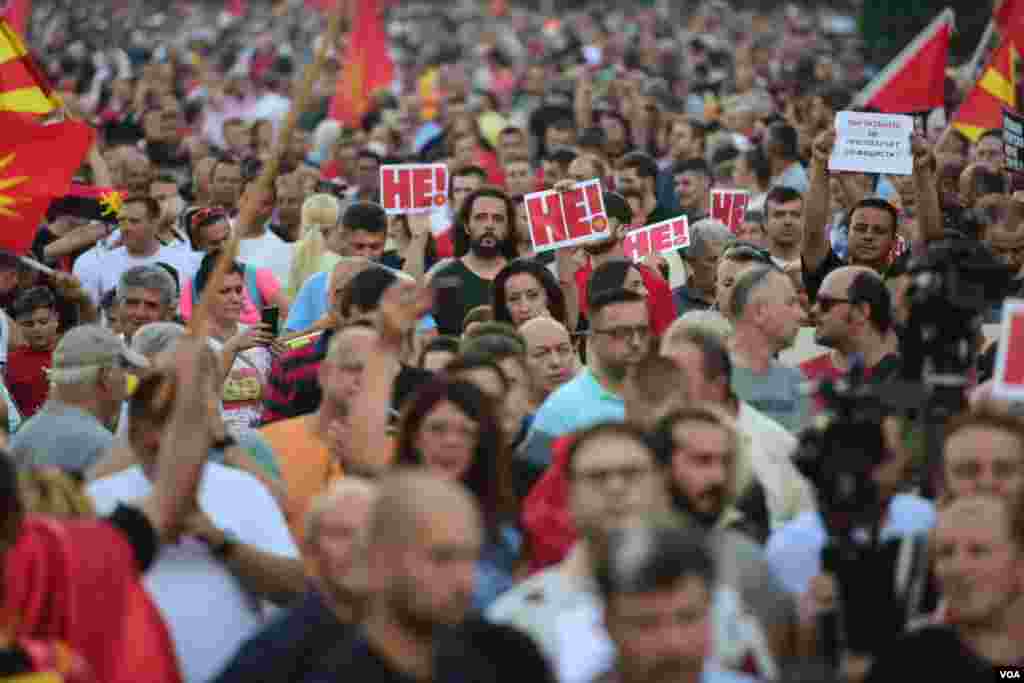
0, 18, 60, 115
0, 112, 94, 254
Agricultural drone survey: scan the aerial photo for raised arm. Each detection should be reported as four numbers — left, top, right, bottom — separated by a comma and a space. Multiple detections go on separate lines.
403, 213, 433, 283
349, 280, 433, 476
137, 337, 214, 543
910, 134, 943, 246
802, 129, 835, 274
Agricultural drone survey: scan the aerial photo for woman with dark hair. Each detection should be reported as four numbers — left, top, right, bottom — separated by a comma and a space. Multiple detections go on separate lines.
492, 258, 569, 328
587, 258, 650, 303
396, 377, 519, 609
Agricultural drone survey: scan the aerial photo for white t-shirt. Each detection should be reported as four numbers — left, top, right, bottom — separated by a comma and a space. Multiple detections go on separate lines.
207, 328, 273, 431
74, 243, 203, 305
237, 230, 293, 293
87, 463, 298, 683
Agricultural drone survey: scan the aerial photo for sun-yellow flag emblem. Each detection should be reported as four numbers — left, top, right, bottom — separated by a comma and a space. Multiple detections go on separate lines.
0, 152, 28, 218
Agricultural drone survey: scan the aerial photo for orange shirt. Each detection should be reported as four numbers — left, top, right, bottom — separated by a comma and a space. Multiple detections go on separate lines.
260, 415, 342, 547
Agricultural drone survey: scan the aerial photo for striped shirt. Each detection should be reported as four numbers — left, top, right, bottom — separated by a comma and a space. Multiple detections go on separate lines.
261, 330, 330, 425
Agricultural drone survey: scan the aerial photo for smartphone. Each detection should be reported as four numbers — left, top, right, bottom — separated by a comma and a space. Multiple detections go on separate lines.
261, 306, 280, 337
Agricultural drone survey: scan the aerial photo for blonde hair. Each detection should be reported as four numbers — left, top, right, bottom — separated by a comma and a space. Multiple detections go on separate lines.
288, 194, 342, 299
19, 467, 95, 518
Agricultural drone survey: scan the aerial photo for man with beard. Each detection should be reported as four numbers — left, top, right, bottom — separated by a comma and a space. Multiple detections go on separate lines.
212, 478, 377, 683
801, 129, 943, 303
728, 265, 809, 434
799, 267, 901, 393
269, 172, 305, 242
570, 190, 676, 337
521, 289, 650, 468
650, 407, 799, 673
430, 187, 518, 336
595, 524, 758, 683
303, 470, 554, 683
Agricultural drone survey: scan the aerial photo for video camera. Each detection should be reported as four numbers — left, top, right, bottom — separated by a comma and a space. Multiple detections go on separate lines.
793, 235, 1012, 667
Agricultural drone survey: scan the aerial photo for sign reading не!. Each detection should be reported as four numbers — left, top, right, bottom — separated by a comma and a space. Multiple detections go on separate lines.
993, 300, 1024, 402
379, 164, 449, 215
525, 179, 609, 253
710, 189, 749, 234
622, 216, 691, 262
829, 111, 913, 176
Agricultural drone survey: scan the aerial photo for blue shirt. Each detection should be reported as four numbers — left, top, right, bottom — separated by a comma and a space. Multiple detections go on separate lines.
765, 493, 937, 596
285, 271, 330, 333
520, 368, 625, 468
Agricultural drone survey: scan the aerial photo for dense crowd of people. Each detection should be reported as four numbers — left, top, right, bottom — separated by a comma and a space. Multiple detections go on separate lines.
0, 0, 1022, 681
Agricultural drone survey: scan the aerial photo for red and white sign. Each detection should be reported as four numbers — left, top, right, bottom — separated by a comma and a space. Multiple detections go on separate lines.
710, 189, 750, 234
524, 179, 609, 253
380, 164, 449, 215
622, 216, 691, 262
993, 300, 1024, 401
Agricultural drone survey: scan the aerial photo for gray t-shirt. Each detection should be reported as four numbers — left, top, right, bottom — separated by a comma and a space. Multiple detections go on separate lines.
712, 528, 796, 629
731, 363, 809, 434
11, 401, 113, 472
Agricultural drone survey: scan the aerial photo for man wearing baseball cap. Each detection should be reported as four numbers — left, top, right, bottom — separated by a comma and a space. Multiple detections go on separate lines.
11, 324, 149, 473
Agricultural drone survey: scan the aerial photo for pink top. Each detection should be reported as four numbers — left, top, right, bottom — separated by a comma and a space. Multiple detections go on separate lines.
178, 267, 281, 325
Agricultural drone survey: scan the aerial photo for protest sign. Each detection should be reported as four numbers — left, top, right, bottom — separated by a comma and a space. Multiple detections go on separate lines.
1003, 108, 1024, 174
710, 189, 749, 234
379, 164, 449, 214
829, 111, 913, 175
525, 179, 609, 253
992, 300, 1024, 401
622, 216, 691, 262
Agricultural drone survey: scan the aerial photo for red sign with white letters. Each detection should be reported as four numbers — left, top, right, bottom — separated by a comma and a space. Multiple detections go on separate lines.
380, 164, 449, 214
710, 189, 750, 234
524, 179, 609, 253
622, 216, 691, 262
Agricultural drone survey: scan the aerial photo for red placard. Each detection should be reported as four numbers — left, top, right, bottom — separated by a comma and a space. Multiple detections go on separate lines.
380, 164, 449, 214
622, 216, 691, 262
525, 179, 609, 253
710, 189, 750, 234
994, 301, 1024, 401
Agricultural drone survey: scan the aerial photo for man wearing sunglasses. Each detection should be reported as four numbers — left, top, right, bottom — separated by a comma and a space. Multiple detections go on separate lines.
800, 267, 901, 404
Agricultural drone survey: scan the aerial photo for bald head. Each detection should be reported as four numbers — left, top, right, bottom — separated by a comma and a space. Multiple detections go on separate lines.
520, 316, 575, 398
328, 257, 373, 308
818, 265, 877, 300
368, 469, 481, 551
305, 476, 377, 549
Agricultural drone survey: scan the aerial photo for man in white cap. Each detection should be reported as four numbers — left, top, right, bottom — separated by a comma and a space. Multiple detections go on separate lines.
11, 324, 148, 472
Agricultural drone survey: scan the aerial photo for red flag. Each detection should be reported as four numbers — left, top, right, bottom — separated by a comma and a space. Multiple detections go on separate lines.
0, 113, 95, 254
853, 9, 953, 113
996, 0, 1024, 32
329, 0, 393, 127
953, 38, 1018, 141
1, 0, 29, 36
226, 0, 247, 17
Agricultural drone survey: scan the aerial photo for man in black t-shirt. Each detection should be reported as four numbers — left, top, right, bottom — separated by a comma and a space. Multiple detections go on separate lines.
303, 471, 554, 683
866, 495, 1024, 682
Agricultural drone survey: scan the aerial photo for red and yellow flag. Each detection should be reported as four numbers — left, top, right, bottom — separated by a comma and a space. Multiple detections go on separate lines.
2, 0, 31, 36
0, 113, 94, 254
0, 19, 59, 115
952, 39, 1018, 142
328, 0, 393, 127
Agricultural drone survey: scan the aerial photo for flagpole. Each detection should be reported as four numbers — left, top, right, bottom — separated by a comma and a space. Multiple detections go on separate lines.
962, 19, 996, 88
170, 3, 342, 403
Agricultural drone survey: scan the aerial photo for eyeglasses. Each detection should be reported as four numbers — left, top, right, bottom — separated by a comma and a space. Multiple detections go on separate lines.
573, 463, 653, 488
189, 207, 229, 230
592, 325, 651, 342
816, 295, 851, 313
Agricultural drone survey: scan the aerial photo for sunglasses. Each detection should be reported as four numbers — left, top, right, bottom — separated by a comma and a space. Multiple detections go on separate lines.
816, 295, 851, 313
189, 207, 229, 231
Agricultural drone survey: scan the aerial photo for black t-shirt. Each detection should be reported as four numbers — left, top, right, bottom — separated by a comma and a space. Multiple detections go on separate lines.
866, 625, 1022, 682
305, 618, 555, 683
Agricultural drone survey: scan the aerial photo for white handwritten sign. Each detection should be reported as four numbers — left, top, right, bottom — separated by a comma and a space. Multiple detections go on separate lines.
829, 111, 913, 176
